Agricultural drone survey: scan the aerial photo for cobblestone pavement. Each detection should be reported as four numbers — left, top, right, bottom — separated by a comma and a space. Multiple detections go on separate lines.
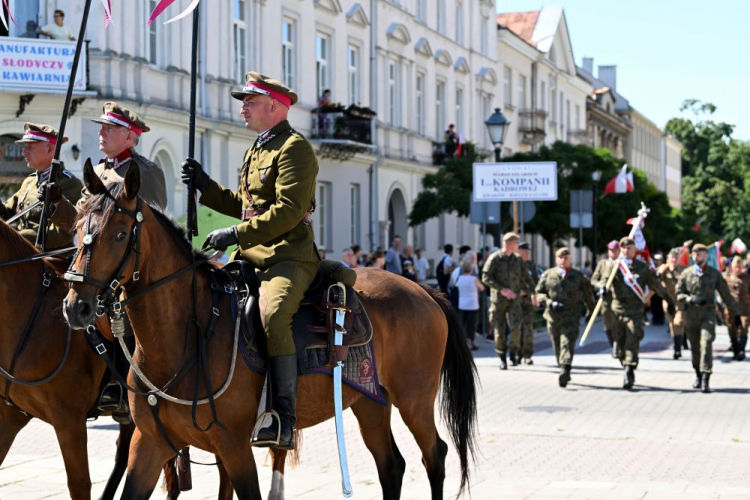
1, 317, 749, 499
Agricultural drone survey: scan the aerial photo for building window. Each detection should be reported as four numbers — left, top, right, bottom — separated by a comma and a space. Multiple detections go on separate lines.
541, 81, 547, 112
436, 81, 445, 139
518, 75, 527, 109
350, 183, 361, 245
481, 93, 491, 148
565, 99, 571, 137
455, 88, 463, 134
147, 0, 159, 64
416, 73, 425, 135
282, 19, 295, 89
316, 32, 331, 101
233, 0, 247, 82
387, 61, 399, 126
315, 182, 332, 250
348, 44, 360, 105
480, 16, 489, 56
559, 91, 564, 135
455, 2, 464, 46
416, 0, 426, 23
437, 0, 446, 35
503, 67, 512, 108
575, 104, 581, 130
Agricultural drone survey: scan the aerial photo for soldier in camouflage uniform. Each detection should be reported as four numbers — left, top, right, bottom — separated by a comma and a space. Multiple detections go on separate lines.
536, 247, 596, 388
677, 243, 740, 393
0, 123, 82, 250
591, 240, 620, 357
723, 256, 750, 361
518, 241, 540, 364
657, 249, 686, 359
609, 237, 676, 390
482, 233, 533, 369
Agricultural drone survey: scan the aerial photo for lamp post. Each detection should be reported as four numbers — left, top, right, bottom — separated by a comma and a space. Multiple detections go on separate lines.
485, 108, 511, 240
591, 170, 602, 268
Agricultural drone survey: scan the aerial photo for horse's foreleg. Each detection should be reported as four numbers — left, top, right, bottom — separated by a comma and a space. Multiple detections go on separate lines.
215, 439, 262, 500
53, 419, 92, 500
98, 422, 135, 500
267, 449, 288, 500
0, 409, 30, 465
217, 461, 234, 500
121, 428, 174, 500
351, 398, 405, 500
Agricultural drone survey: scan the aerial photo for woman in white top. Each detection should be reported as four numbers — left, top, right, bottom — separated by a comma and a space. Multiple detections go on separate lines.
456, 258, 485, 351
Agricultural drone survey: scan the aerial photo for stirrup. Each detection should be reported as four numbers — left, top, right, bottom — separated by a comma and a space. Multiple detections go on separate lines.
250, 410, 281, 448
97, 381, 125, 412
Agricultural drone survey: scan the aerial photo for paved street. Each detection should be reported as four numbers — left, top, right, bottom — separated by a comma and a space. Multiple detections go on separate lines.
1, 318, 749, 500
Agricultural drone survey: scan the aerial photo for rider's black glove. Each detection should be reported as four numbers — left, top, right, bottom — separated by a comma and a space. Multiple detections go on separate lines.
202, 226, 238, 252
181, 157, 211, 192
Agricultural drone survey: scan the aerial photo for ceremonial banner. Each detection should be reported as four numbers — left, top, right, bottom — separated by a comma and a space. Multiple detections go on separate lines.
706, 241, 724, 271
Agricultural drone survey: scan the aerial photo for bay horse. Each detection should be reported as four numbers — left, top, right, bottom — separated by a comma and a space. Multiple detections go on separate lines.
63, 163, 478, 500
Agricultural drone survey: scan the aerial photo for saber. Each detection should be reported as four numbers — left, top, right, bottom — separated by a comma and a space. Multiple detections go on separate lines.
6, 200, 42, 225
331, 283, 353, 498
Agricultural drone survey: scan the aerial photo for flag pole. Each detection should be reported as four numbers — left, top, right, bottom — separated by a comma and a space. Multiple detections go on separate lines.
35, 0, 93, 251
186, 6, 200, 238
579, 203, 650, 346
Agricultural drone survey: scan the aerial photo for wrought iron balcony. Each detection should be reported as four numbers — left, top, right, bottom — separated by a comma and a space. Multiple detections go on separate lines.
518, 109, 547, 145
310, 105, 376, 160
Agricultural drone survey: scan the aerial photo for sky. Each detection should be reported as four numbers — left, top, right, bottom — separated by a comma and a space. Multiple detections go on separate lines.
497, 0, 750, 140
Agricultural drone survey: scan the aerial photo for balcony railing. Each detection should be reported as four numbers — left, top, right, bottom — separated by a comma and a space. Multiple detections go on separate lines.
518, 109, 547, 145
311, 105, 375, 144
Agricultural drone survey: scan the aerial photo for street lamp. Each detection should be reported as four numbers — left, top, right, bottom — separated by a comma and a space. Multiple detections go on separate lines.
485, 108, 510, 162
591, 170, 602, 267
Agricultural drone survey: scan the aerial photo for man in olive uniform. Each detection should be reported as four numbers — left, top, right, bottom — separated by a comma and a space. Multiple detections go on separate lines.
536, 247, 596, 387
0, 123, 82, 249
609, 237, 676, 389
658, 249, 686, 359
482, 233, 533, 369
723, 256, 750, 361
181, 72, 318, 450
677, 244, 741, 393
49, 103, 168, 423
591, 240, 620, 357
518, 241, 540, 364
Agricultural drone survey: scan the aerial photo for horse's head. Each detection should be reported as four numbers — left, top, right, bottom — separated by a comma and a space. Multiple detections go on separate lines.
64, 159, 144, 328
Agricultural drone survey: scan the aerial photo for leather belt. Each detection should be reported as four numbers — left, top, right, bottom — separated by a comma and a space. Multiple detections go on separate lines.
241, 207, 313, 225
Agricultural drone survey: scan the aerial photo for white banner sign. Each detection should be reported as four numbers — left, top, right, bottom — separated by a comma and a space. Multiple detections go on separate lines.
473, 161, 558, 201
0, 38, 86, 92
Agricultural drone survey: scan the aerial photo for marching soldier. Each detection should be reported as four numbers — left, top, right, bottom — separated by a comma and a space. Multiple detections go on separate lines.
657, 249, 686, 359
536, 247, 595, 388
591, 240, 620, 356
482, 233, 532, 369
518, 241, 540, 364
677, 244, 740, 393
181, 72, 318, 450
723, 256, 750, 361
0, 123, 82, 249
610, 237, 676, 390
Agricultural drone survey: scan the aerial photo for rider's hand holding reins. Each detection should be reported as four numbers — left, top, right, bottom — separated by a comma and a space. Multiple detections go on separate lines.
181, 157, 211, 192
36, 168, 63, 207
202, 226, 238, 252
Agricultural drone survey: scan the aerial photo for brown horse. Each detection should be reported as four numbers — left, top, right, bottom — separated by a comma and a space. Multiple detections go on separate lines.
64, 164, 477, 500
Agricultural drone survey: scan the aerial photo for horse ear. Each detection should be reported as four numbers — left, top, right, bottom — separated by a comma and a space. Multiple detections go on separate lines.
123, 163, 141, 200
83, 159, 105, 195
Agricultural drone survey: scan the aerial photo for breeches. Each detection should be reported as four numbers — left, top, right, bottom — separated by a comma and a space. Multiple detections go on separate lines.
725, 310, 749, 341
257, 260, 319, 357
684, 309, 717, 373
547, 320, 580, 366
664, 302, 684, 338
612, 312, 644, 367
492, 299, 521, 355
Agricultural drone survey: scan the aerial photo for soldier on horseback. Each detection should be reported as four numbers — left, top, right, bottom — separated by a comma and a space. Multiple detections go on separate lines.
181, 72, 318, 450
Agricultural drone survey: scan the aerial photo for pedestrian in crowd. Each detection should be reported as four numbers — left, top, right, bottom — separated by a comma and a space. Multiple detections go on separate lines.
582, 260, 592, 279
450, 246, 478, 288
414, 248, 429, 285
351, 244, 362, 268
536, 247, 595, 388
318, 249, 327, 261
366, 250, 386, 269
723, 256, 750, 361
444, 124, 459, 156
658, 249, 686, 359
591, 240, 620, 356
482, 232, 533, 369
650, 254, 666, 326
317, 89, 332, 108
385, 235, 403, 275
436, 244, 456, 294
341, 247, 355, 268
677, 244, 740, 393
37, 9, 75, 40
457, 258, 485, 351
401, 245, 418, 282
518, 241, 541, 364
610, 237, 676, 390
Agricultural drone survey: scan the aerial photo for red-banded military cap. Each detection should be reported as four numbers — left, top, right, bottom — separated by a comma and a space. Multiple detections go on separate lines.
231, 71, 298, 108
15, 122, 68, 145
91, 102, 150, 135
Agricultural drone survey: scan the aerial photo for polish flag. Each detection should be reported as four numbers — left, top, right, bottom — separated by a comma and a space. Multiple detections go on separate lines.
731, 238, 747, 255
627, 216, 654, 269
604, 164, 634, 195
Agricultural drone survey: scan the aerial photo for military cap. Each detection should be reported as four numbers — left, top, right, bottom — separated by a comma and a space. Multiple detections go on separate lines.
518, 241, 531, 250
556, 247, 571, 258
503, 232, 520, 243
231, 71, 298, 107
15, 122, 68, 145
619, 237, 636, 247
91, 102, 150, 135
692, 243, 708, 253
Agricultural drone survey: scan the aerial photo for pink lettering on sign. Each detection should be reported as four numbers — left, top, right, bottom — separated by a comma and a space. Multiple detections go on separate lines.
2, 59, 64, 70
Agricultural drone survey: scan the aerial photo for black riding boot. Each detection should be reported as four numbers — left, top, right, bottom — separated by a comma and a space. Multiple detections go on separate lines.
673, 335, 682, 360
701, 372, 711, 393
252, 354, 298, 450
98, 336, 133, 424
739, 335, 748, 361
730, 337, 740, 360
498, 353, 508, 370
692, 369, 702, 389
558, 365, 572, 388
682, 335, 689, 350
623, 366, 635, 390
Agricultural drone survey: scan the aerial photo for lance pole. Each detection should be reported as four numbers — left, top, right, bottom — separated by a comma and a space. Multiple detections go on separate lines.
186, 6, 200, 238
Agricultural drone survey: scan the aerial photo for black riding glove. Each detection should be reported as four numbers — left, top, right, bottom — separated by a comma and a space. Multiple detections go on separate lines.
667, 302, 676, 317
735, 316, 743, 329
202, 226, 238, 252
37, 181, 62, 206
550, 301, 565, 312
690, 296, 708, 306
181, 157, 211, 192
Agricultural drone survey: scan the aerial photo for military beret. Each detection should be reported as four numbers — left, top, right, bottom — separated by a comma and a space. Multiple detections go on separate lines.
503, 232, 520, 243
518, 241, 531, 250
556, 247, 571, 258
692, 243, 708, 253
607, 240, 620, 250
92, 102, 150, 135
15, 122, 68, 145
231, 71, 298, 107
619, 237, 636, 247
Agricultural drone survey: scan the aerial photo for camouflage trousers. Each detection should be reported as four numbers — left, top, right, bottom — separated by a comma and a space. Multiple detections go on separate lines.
684, 306, 719, 373
547, 320, 580, 366
491, 299, 522, 356
601, 301, 615, 333
519, 299, 536, 358
612, 311, 645, 367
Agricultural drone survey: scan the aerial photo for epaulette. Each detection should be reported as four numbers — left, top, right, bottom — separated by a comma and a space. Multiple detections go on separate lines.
62, 169, 74, 178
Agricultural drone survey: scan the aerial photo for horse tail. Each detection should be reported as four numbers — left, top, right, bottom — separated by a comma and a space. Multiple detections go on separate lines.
421, 285, 478, 496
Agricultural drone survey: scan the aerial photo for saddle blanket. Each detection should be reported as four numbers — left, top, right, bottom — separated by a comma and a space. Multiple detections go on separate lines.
240, 338, 386, 405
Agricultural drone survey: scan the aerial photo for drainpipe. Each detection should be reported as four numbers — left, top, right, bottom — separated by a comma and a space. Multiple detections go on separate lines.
369, 0, 380, 251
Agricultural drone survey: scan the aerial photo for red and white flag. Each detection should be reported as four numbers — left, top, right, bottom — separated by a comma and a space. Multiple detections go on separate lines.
604, 164, 634, 195
626, 216, 654, 269
731, 238, 747, 255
